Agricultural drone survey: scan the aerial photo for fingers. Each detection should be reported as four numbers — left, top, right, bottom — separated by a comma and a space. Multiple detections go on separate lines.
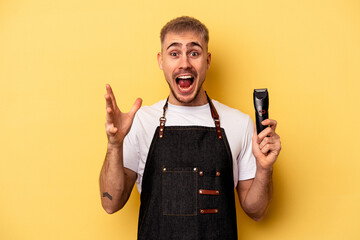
105, 90, 118, 135
105, 104, 115, 124
104, 84, 143, 138
105, 89, 113, 107
105, 94, 113, 109
129, 98, 143, 119
106, 84, 118, 110
252, 126, 264, 158
259, 136, 274, 149
105, 93, 116, 124
257, 119, 277, 143
261, 119, 277, 131
105, 84, 121, 124
105, 85, 115, 112
259, 138, 281, 155
253, 118, 281, 156
105, 123, 118, 135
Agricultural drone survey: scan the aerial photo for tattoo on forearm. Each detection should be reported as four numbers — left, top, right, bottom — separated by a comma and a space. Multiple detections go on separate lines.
103, 192, 113, 200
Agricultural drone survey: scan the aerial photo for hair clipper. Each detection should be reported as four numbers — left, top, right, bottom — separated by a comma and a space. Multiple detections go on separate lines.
253, 89, 269, 134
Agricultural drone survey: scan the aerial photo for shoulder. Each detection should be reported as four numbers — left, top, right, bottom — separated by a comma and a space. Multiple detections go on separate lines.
212, 100, 252, 124
134, 99, 166, 122
211, 99, 254, 141
125, 99, 166, 140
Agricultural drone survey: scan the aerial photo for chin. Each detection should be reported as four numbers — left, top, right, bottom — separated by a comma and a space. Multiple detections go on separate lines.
176, 95, 196, 104
172, 88, 203, 105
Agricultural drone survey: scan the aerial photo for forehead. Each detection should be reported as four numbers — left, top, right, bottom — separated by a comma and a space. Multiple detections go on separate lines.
162, 31, 206, 50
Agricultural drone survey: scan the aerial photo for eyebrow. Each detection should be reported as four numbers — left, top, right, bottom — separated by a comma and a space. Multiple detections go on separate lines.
166, 41, 203, 50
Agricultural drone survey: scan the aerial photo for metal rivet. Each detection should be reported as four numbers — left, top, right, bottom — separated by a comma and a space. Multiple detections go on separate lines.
200, 210, 204, 214
163, 167, 166, 172
193, 168, 197, 172
199, 190, 203, 194
216, 171, 220, 176
160, 128, 163, 131
199, 171, 203, 176
214, 209, 218, 213
216, 191, 219, 194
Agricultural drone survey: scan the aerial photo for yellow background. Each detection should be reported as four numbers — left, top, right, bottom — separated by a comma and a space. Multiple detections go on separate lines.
1, 0, 359, 239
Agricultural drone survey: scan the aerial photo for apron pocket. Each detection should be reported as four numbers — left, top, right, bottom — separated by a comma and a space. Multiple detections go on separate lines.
162, 167, 197, 216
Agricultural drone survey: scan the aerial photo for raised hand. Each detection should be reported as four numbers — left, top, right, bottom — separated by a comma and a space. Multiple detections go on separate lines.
104, 84, 142, 147
252, 119, 281, 170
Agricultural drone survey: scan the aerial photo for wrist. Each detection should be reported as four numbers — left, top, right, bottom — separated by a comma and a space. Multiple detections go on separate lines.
254, 166, 273, 186
256, 165, 273, 176
107, 141, 123, 151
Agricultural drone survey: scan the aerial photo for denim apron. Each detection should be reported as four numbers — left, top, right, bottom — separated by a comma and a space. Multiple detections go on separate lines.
138, 94, 238, 240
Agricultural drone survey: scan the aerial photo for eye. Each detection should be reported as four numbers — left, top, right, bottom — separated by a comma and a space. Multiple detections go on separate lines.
189, 52, 199, 57
169, 52, 178, 57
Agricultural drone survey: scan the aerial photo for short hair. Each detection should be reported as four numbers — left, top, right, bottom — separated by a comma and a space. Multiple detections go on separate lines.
160, 16, 209, 47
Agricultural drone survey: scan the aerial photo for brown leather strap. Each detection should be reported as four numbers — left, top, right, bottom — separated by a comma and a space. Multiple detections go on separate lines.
159, 98, 168, 138
200, 209, 219, 214
214, 119, 222, 139
205, 92, 219, 120
205, 92, 223, 140
198, 189, 220, 195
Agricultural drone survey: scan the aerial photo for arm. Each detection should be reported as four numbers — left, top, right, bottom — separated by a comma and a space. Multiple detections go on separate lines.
99, 84, 142, 214
236, 119, 281, 221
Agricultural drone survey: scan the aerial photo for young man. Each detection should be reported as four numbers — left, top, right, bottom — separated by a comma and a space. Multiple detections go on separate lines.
100, 16, 281, 239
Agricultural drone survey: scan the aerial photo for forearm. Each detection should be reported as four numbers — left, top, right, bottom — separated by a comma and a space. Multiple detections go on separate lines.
100, 84, 141, 214
99, 143, 129, 214
242, 167, 273, 221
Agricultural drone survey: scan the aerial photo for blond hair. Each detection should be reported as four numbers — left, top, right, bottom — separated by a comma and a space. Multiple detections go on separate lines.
160, 16, 209, 47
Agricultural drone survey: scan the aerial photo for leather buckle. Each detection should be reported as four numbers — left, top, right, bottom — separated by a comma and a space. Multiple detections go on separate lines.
159, 117, 166, 138
200, 209, 219, 214
214, 119, 222, 139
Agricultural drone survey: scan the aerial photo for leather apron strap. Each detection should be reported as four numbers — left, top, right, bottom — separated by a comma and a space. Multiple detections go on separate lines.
158, 92, 223, 139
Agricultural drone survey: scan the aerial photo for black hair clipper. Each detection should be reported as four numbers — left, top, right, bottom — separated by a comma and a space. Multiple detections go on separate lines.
253, 89, 269, 134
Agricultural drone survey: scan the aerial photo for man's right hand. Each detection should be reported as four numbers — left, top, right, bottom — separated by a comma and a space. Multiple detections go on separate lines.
105, 84, 142, 147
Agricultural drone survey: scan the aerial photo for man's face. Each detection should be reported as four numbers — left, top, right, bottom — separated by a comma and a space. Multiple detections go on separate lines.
157, 31, 211, 106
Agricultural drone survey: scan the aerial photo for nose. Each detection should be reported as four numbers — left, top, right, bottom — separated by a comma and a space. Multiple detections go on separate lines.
179, 55, 192, 69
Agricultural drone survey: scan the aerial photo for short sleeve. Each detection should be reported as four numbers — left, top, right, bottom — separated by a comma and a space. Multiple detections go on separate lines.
237, 116, 256, 181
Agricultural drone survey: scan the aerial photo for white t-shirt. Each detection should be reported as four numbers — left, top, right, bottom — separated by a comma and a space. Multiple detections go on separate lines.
123, 99, 256, 193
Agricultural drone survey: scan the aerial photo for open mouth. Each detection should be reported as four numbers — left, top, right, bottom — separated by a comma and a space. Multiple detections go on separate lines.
176, 75, 194, 92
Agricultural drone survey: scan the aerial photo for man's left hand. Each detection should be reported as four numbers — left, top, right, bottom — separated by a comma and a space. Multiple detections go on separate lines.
252, 119, 281, 171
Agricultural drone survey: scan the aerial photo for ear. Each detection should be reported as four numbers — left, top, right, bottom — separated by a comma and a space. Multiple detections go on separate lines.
207, 52, 211, 70
157, 52, 163, 70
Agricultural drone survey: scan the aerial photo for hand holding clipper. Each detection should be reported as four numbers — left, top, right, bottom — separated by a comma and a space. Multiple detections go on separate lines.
253, 89, 269, 134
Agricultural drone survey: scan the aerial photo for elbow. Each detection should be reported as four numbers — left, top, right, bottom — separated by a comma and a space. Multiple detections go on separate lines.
250, 214, 265, 222
105, 209, 115, 214
253, 206, 271, 221
241, 199, 271, 221
245, 211, 266, 221
101, 192, 128, 214
104, 207, 117, 214
102, 203, 123, 214
243, 206, 268, 221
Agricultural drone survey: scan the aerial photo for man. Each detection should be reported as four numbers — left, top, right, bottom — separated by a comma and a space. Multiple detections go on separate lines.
100, 16, 281, 239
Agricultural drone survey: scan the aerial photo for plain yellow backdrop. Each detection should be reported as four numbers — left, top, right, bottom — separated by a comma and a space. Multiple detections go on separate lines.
1, 0, 359, 239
